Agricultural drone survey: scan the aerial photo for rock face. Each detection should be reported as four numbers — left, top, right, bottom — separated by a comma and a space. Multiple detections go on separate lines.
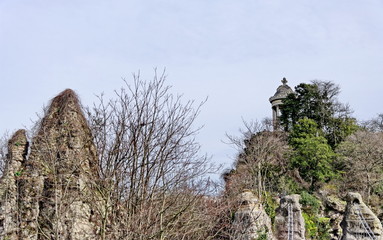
0, 89, 100, 240
0, 130, 29, 240
275, 194, 305, 240
341, 192, 383, 240
232, 190, 275, 240
322, 194, 346, 240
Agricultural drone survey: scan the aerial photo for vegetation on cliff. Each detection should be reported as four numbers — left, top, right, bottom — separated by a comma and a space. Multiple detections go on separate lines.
224, 80, 383, 239
1, 77, 383, 239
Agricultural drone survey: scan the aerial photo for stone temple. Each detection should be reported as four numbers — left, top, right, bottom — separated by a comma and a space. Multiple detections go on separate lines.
269, 77, 293, 130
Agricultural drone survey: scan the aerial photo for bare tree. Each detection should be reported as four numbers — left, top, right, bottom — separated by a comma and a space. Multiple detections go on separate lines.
361, 113, 383, 132
225, 120, 290, 199
86, 70, 217, 239
336, 130, 383, 203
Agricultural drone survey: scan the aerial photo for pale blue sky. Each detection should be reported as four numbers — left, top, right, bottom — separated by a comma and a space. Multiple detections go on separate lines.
1, 0, 383, 173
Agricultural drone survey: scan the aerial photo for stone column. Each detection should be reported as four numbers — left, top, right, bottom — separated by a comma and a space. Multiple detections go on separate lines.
275, 194, 306, 240
232, 191, 275, 240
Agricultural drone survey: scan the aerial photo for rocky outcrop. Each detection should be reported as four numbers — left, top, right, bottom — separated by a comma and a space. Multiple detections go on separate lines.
0, 130, 29, 240
232, 190, 275, 240
341, 192, 383, 240
0, 89, 101, 240
321, 194, 346, 240
275, 194, 305, 240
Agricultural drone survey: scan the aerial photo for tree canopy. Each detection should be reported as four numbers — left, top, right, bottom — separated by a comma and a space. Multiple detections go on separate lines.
288, 118, 336, 190
279, 80, 357, 148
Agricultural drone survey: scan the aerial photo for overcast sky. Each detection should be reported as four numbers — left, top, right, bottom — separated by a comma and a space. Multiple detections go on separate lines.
1, 0, 383, 174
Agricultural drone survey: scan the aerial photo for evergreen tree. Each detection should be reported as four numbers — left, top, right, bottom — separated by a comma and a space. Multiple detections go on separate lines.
280, 80, 357, 148
289, 118, 336, 190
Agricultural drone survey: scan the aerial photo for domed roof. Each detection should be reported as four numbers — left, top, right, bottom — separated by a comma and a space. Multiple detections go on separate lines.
269, 78, 294, 103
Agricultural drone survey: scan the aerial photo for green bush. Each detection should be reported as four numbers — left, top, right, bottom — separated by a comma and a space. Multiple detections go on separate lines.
256, 228, 268, 240
300, 191, 320, 213
317, 217, 331, 240
302, 212, 330, 240
280, 177, 297, 194
302, 212, 317, 238
300, 192, 330, 240
263, 192, 278, 224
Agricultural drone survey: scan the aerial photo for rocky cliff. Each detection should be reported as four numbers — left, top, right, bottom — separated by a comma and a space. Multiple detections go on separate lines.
341, 192, 383, 240
0, 89, 100, 240
0, 129, 28, 239
232, 190, 275, 240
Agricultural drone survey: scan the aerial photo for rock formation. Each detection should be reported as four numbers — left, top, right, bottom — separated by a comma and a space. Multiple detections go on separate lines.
0, 129, 29, 239
321, 194, 346, 240
232, 190, 275, 240
0, 89, 101, 240
341, 192, 383, 240
274, 194, 305, 240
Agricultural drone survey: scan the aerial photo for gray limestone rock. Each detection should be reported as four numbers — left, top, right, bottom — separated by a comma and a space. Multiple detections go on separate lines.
232, 190, 275, 240
341, 192, 383, 240
322, 195, 346, 240
326, 195, 346, 213
275, 194, 305, 240
0, 129, 28, 240
0, 89, 102, 240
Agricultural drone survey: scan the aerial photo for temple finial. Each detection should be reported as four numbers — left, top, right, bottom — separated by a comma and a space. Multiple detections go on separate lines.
282, 77, 287, 85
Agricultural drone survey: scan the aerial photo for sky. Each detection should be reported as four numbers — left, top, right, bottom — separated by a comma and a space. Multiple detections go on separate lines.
1, 0, 383, 175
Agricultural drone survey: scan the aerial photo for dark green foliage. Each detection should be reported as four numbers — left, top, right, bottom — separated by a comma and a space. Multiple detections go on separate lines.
300, 191, 321, 212
280, 83, 324, 131
289, 119, 337, 189
316, 217, 331, 240
288, 117, 322, 141
263, 192, 278, 224
256, 230, 268, 240
280, 80, 357, 148
289, 137, 335, 187
277, 175, 302, 195
325, 117, 359, 148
